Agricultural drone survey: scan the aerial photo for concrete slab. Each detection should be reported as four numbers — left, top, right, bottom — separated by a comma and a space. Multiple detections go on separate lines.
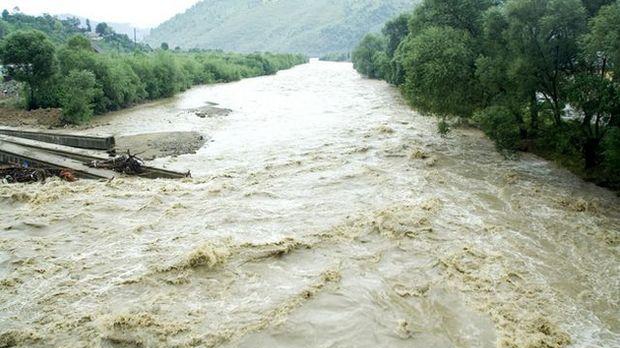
0, 141, 116, 180
0, 128, 115, 150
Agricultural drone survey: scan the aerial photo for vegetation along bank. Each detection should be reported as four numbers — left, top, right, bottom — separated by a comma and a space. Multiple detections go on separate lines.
352, 0, 620, 190
0, 11, 307, 125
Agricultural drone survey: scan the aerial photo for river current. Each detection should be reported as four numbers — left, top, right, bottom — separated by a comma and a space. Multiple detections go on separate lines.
0, 61, 618, 347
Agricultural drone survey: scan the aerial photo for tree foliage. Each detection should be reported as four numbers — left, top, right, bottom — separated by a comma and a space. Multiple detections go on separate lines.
352, 34, 387, 79
0, 11, 149, 53
353, 0, 620, 188
60, 70, 97, 124
95, 22, 111, 36
0, 27, 308, 124
0, 30, 56, 109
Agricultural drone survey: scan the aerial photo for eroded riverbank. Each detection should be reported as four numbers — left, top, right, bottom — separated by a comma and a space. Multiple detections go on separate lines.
0, 61, 618, 348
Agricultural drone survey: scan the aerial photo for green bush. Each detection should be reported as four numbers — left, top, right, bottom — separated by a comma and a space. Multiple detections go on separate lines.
0, 27, 307, 123
351, 0, 620, 189
474, 106, 521, 152
352, 33, 386, 79
60, 70, 96, 124
603, 127, 620, 176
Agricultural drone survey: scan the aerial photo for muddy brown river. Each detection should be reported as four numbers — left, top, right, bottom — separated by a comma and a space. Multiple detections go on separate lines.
1, 61, 619, 348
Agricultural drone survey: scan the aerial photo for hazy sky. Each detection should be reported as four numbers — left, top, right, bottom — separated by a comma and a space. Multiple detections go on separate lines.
2, 0, 202, 27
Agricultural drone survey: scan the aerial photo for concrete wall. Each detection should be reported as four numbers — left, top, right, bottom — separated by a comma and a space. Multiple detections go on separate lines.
0, 129, 115, 150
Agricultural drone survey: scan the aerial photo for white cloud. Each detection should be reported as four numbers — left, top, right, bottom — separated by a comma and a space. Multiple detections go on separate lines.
1, 0, 202, 27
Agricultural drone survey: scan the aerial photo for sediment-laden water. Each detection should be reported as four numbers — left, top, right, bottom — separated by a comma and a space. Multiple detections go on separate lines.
0, 61, 618, 348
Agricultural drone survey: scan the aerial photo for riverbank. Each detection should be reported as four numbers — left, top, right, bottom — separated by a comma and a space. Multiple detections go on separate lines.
0, 107, 62, 128
0, 78, 242, 161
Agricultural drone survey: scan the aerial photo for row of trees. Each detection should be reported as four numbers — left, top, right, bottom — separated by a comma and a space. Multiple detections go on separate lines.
353, 0, 620, 188
0, 30, 307, 124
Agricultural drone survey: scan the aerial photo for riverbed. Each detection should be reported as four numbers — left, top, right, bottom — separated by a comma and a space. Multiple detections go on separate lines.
0, 61, 618, 348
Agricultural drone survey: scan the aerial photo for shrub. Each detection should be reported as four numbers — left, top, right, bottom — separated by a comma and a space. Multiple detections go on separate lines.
59, 70, 96, 124
603, 127, 620, 176
474, 106, 521, 152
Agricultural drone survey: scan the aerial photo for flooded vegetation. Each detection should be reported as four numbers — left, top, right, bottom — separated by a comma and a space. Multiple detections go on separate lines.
1, 61, 618, 347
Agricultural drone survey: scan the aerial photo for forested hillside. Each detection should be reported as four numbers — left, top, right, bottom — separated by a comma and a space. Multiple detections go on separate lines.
353, 0, 620, 189
0, 10, 146, 52
146, 0, 416, 56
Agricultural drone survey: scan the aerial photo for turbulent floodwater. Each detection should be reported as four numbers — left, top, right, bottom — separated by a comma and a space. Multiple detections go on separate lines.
1, 61, 619, 348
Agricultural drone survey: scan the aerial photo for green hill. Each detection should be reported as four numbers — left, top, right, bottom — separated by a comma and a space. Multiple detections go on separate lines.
146, 0, 417, 56
0, 10, 148, 53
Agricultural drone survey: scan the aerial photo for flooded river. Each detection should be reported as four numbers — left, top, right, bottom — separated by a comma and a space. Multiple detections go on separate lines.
1, 61, 618, 348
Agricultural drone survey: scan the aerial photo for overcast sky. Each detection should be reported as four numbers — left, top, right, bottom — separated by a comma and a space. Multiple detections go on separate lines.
2, 0, 202, 27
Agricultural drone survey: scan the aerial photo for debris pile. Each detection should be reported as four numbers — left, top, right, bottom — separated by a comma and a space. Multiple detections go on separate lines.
1, 166, 77, 183
89, 152, 145, 175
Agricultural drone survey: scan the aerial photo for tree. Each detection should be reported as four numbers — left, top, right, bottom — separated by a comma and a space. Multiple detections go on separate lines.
63, 17, 81, 29
67, 35, 92, 50
409, 0, 497, 37
160, 42, 169, 51
2, 10, 9, 20
60, 70, 96, 124
499, 0, 587, 127
0, 20, 7, 39
603, 128, 620, 176
95, 22, 110, 36
474, 106, 522, 152
573, 2, 620, 168
352, 33, 385, 79
382, 13, 410, 85
566, 74, 619, 168
400, 26, 479, 119
583, 2, 620, 78
86, 19, 91, 32
582, 0, 616, 17
383, 13, 410, 58
0, 30, 57, 109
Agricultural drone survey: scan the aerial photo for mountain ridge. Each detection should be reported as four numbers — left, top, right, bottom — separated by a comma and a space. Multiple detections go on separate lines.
145, 0, 417, 55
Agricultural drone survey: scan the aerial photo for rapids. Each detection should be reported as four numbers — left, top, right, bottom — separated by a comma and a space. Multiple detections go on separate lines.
0, 61, 618, 348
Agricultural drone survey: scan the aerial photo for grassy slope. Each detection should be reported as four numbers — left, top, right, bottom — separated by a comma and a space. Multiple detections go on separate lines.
146, 0, 416, 56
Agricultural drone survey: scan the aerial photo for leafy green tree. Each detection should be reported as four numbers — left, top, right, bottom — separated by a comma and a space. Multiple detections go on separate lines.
583, 2, 620, 78
2, 10, 9, 20
0, 20, 7, 39
409, 0, 497, 36
67, 35, 92, 50
400, 26, 479, 119
0, 30, 56, 109
352, 33, 386, 79
160, 42, 169, 51
474, 106, 522, 152
582, 0, 616, 17
571, 2, 620, 168
95, 22, 110, 36
351, 0, 620, 185
504, 0, 588, 126
382, 13, 410, 85
566, 74, 619, 167
383, 13, 410, 57
60, 70, 96, 124
86, 19, 91, 32
476, 6, 536, 137
602, 128, 620, 177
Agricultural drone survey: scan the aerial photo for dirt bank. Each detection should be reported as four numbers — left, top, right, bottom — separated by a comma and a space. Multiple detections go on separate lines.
0, 107, 62, 128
